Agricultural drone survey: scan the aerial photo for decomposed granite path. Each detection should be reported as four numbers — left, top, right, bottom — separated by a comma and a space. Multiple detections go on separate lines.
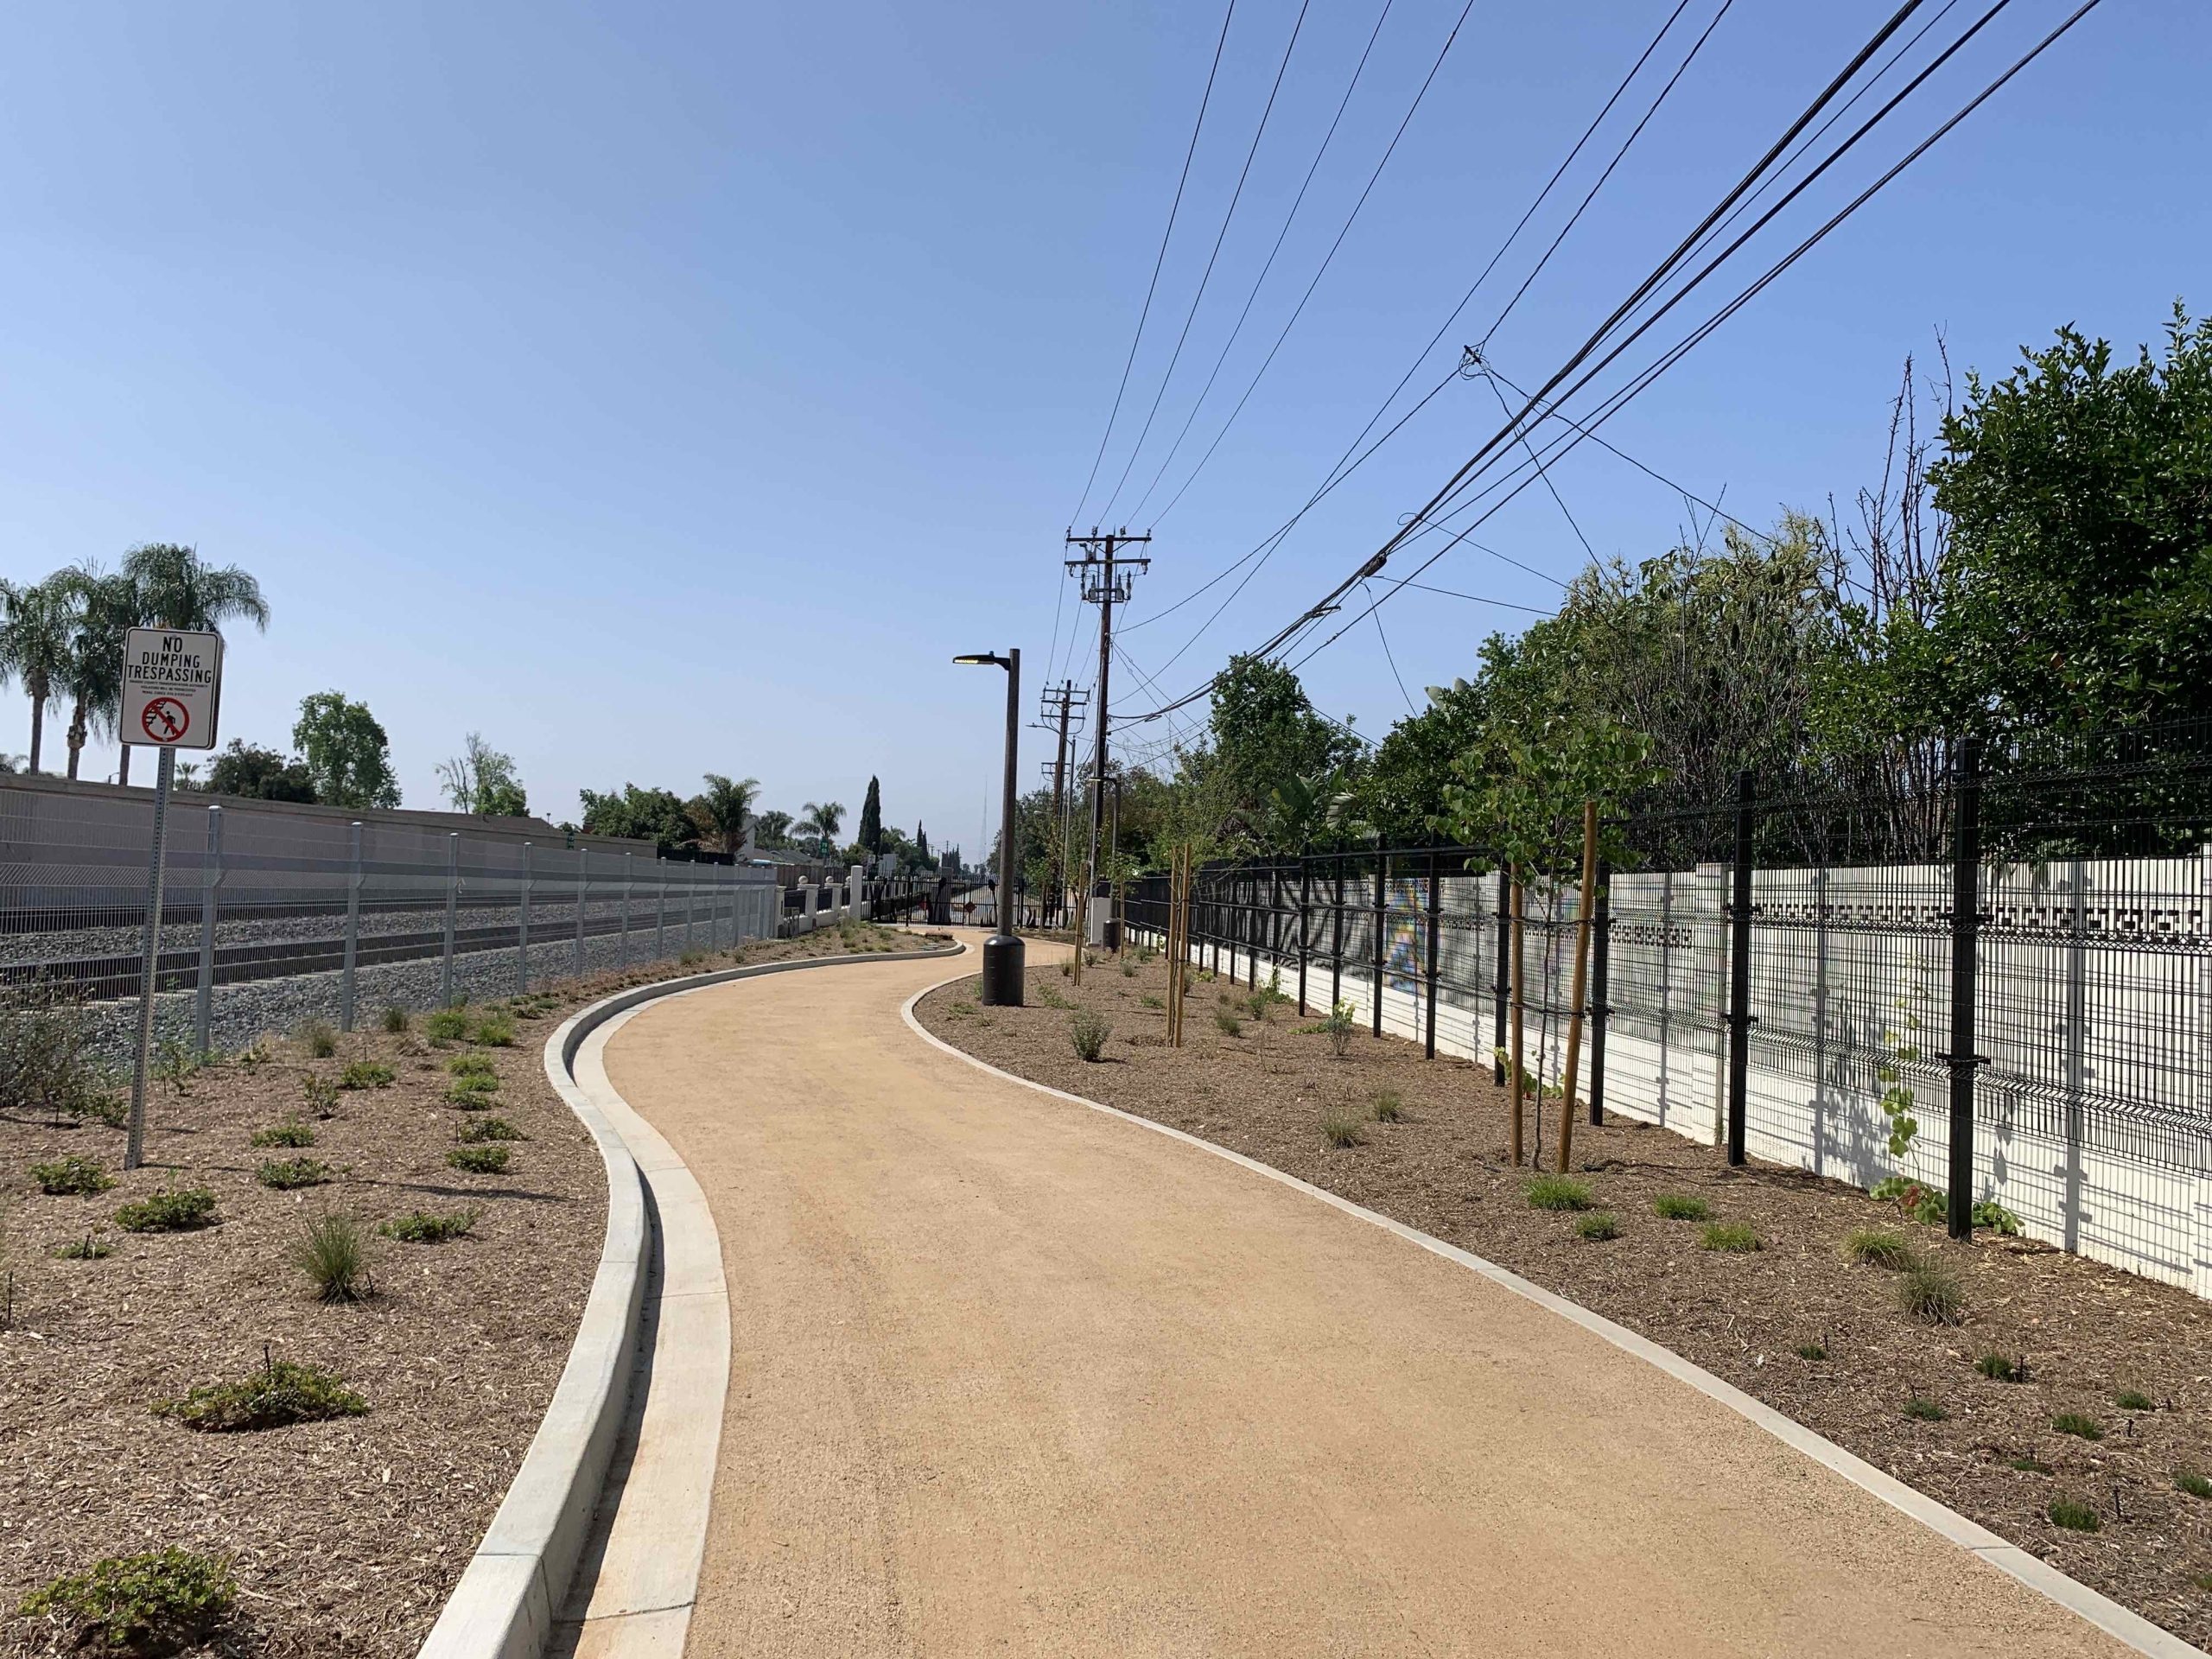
600, 938, 2143, 1658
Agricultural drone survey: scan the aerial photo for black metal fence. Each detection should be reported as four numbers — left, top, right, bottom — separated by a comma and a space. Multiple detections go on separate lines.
1123, 721, 2212, 1292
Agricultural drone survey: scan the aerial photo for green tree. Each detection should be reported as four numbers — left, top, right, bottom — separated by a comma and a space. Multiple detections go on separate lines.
114, 543, 270, 785
752, 809, 794, 850
1203, 654, 1361, 845
690, 773, 759, 854
0, 575, 74, 774
202, 738, 317, 803
858, 776, 883, 855
580, 783, 696, 854
797, 800, 844, 858
52, 564, 133, 782
290, 691, 399, 809
435, 733, 527, 817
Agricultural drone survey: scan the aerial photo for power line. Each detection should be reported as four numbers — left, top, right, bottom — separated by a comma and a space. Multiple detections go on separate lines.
1069, 0, 1237, 527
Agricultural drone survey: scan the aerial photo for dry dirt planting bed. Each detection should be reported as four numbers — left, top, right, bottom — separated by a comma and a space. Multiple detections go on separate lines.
0, 920, 935, 1658
918, 950, 2212, 1649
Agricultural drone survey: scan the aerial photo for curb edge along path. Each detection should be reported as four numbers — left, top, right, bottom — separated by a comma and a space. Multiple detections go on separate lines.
415, 940, 963, 1659
898, 981, 2209, 1659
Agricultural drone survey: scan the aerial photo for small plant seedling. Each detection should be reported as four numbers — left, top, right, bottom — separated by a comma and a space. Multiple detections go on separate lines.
2114, 1389, 2154, 1413
1975, 1352, 2025, 1382
455, 1116, 524, 1144
445, 1084, 496, 1109
1897, 1256, 1965, 1325
53, 1234, 112, 1260
1526, 1176, 1593, 1212
1651, 1193, 1709, 1222
251, 1120, 316, 1149
1576, 1212, 1621, 1242
380, 1005, 410, 1034
237, 1037, 273, 1071
1971, 1198, 2022, 1236
18, 1548, 236, 1653
1370, 1090, 1405, 1124
156, 1357, 367, 1431
2009, 1457, 2053, 1474
291, 1212, 372, 1302
1700, 1223, 1761, 1253
1323, 1001, 1357, 1058
448, 1143, 512, 1175
301, 1073, 341, 1117
1139, 994, 1164, 1009
115, 1187, 217, 1233
424, 1006, 469, 1043
1844, 1228, 1916, 1268
380, 1208, 480, 1244
2176, 1469, 2212, 1501
1035, 983, 1071, 1011
338, 1060, 395, 1090
1904, 1396, 1948, 1421
472, 1014, 516, 1048
2051, 1412, 2104, 1442
1070, 1007, 1111, 1062
1319, 1108, 1367, 1149
30, 1154, 114, 1197
1796, 1343, 1828, 1361
256, 1157, 332, 1191
1213, 1007, 1243, 1038
2047, 1496, 2101, 1533
296, 1017, 339, 1059
153, 1038, 198, 1097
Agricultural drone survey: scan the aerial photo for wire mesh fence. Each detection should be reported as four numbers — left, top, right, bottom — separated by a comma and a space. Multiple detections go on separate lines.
1125, 718, 2212, 1294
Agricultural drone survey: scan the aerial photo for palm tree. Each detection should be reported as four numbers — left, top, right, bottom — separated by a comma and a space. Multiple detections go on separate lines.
112, 544, 269, 785
694, 773, 760, 855
797, 799, 844, 859
49, 564, 142, 782
0, 575, 75, 773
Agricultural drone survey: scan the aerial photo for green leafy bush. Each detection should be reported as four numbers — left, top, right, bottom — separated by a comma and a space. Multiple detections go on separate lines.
379, 1005, 410, 1034
448, 1144, 511, 1175
1526, 1176, 1593, 1212
2175, 1469, 2212, 1501
156, 1358, 367, 1432
250, 1121, 315, 1149
17, 1548, 235, 1654
1070, 1007, 1111, 1062
444, 1084, 496, 1109
1904, 1396, 1948, 1421
1897, 1255, 1965, 1324
473, 1014, 516, 1047
2114, 1389, 2154, 1412
380, 1208, 480, 1244
2048, 1496, 2101, 1533
31, 1154, 115, 1196
255, 1157, 331, 1191
1972, 1198, 2022, 1236
1651, 1193, 1709, 1222
1213, 1007, 1243, 1038
1319, 1109, 1366, 1149
295, 1017, 338, 1059
1576, 1212, 1621, 1241
301, 1074, 340, 1116
1795, 1342, 1827, 1361
338, 1061, 394, 1090
1700, 1223, 1761, 1253
1843, 1228, 1916, 1268
0, 989, 124, 1126
115, 1188, 217, 1233
448, 1052, 498, 1082
423, 1006, 469, 1043
1139, 993, 1164, 1009
2051, 1411, 2104, 1441
290, 1213, 371, 1302
455, 1117, 524, 1144
1323, 1001, 1357, 1058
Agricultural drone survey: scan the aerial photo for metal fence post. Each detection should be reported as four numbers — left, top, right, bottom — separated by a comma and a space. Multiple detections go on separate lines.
684, 873, 696, 953
1726, 772, 1756, 1166
621, 852, 633, 967
441, 832, 459, 1007
1296, 861, 1311, 1016
655, 858, 667, 958
1425, 848, 1440, 1060
1372, 854, 1388, 1038
194, 804, 222, 1055
518, 841, 533, 994
1330, 856, 1344, 1014
1589, 856, 1611, 1126
340, 820, 363, 1032
1946, 737, 1985, 1240
1493, 869, 1510, 1084
574, 846, 588, 978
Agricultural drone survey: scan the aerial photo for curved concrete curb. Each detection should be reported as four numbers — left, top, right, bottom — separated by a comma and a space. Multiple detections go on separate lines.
900, 973, 2209, 1659
416, 939, 963, 1659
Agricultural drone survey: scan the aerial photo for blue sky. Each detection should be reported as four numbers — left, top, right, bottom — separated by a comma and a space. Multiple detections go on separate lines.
0, 1, 2199, 855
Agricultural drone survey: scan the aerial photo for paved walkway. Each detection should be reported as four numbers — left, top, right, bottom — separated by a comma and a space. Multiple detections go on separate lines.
601, 941, 2137, 1658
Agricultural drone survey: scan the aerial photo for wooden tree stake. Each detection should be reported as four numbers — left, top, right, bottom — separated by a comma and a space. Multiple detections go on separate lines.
1509, 870, 1526, 1166
1555, 799, 1599, 1173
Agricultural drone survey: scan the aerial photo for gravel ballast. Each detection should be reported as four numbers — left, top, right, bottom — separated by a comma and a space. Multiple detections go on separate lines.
917, 951, 2212, 1651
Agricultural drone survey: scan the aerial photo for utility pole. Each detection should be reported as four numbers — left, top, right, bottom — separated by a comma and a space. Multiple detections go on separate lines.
1065, 528, 1150, 946
1039, 680, 1087, 926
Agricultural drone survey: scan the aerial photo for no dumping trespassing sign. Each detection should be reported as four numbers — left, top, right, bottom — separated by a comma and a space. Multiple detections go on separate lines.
123, 627, 225, 751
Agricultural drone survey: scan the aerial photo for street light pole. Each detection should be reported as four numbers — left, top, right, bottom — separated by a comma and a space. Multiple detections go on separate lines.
955, 647, 1025, 1006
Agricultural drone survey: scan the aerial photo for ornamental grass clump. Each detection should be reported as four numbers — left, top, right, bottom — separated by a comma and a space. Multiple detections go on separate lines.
1844, 1228, 1916, 1268
1897, 1255, 1966, 1325
290, 1213, 371, 1302
423, 1006, 469, 1043
1526, 1175, 1593, 1212
1651, 1193, 1708, 1222
1576, 1212, 1621, 1242
1319, 1109, 1366, 1149
1700, 1222, 1761, 1253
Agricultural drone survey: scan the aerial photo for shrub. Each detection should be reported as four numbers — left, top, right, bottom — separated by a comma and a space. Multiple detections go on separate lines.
2051, 1411, 2104, 1441
1904, 1396, 1948, 1421
17, 1548, 235, 1654
1796, 1342, 1828, 1361
447, 1053, 499, 1082
235, 1038, 273, 1072
423, 1006, 469, 1043
255, 1158, 330, 1191
1139, 994, 1164, 1009
290, 1213, 371, 1302
1319, 1109, 1366, 1149
1576, 1212, 1621, 1241
444, 1084, 496, 1109
52, 1233, 112, 1260
1972, 1198, 2022, 1236
2009, 1456, 2053, 1474
116, 1188, 217, 1233
1370, 1090, 1405, 1124
1897, 1256, 1965, 1325
1976, 1352, 2025, 1382
156, 1358, 367, 1432
250, 1121, 315, 1149
2114, 1389, 2154, 1412
1526, 1176, 1593, 1212
301, 1074, 340, 1117
448, 1143, 512, 1175
380, 1207, 480, 1244
1070, 1007, 1111, 1062
472, 1014, 516, 1047
455, 1116, 524, 1144
0, 989, 124, 1126
2048, 1497, 2101, 1533
152, 1039, 198, 1098
379, 1005, 410, 1034
1843, 1228, 1916, 1268
1035, 983, 1071, 1010
31, 1154, 114, 1197
1121, 960, 1136, 978
296, 1017, 338, 1059
1323, 1001, 1357, 1058
338, 1061, 394, 1090
1213, 1007, 1243, 1038
1700, 1223, 1761, 1253
2176, 1469, 2212, 1501
1651, 1193, 1709, 1222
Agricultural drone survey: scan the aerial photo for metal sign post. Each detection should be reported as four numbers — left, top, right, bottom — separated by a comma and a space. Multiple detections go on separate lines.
123, 627, 223, 1171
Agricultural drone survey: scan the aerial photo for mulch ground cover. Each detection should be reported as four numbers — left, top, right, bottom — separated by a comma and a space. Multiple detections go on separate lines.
918, 948, 2212, 1649
0, 919, 935, 1658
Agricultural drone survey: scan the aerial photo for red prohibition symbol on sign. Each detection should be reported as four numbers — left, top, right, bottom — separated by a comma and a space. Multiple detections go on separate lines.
141, 696, 190, 743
